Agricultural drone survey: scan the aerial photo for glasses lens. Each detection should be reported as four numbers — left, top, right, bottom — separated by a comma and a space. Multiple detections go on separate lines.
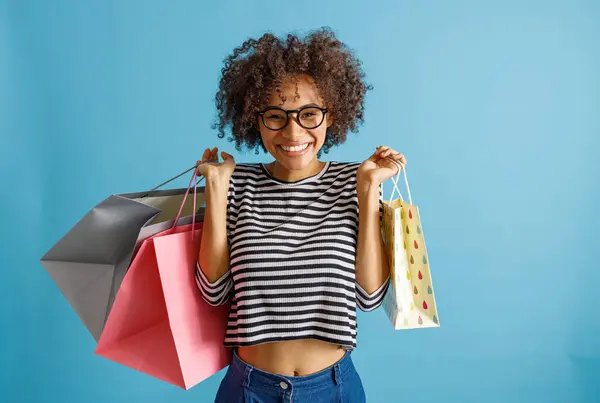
298, 107, 325, 129
263, 109, 287, 130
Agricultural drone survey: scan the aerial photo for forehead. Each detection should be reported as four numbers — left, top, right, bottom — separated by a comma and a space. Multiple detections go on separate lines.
266, 75, 323, 108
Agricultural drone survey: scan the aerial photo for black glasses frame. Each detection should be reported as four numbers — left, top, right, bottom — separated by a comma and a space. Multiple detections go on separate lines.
257, 106, 329, 131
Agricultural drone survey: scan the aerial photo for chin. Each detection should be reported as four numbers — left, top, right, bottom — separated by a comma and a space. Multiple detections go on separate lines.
277, 158, 312, 172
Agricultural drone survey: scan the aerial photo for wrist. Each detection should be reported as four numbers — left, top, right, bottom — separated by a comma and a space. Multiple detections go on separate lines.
357, 181, 380, 205
205, 176, 229, 198
356, 171, 379, 191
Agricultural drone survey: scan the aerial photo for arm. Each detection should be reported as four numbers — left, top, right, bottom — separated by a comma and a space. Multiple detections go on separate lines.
196, 177, 233, 306
195, 146, 236, 306
198, 178, 230, 282
354, 182, 390, 312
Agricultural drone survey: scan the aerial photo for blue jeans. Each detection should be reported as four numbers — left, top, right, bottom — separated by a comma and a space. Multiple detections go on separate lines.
214, 349, 367, 402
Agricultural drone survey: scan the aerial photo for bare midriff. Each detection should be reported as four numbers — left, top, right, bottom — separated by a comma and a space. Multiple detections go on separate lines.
237, 339, 346, 377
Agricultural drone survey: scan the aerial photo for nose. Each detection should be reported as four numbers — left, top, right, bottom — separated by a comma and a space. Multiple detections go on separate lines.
282, 113, 304, 138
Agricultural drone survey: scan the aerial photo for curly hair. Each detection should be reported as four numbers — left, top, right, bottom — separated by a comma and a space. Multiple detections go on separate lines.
212, 27, 373, 155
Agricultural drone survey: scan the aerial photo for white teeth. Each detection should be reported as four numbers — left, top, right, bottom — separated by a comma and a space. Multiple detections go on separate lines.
281, 143, 309, 152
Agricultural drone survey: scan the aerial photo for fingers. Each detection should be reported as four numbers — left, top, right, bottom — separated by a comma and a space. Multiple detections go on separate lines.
367, 145, 389, 162
197, 147, 236, 166
375, 146, 407, 167
381, 149, 394, 160
385, 156, 402, 175
196, 148, 209, 174
201, 148, 211, 162
221, 151, 235, 163
366, 149, 381, 162
196, 147, 236, 180
198, 147, 221, 163
372, 146, 407, 177
388, 153, 406, 169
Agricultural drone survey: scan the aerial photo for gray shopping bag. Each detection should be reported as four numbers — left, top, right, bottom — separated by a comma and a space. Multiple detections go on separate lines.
40, 167, 206, 341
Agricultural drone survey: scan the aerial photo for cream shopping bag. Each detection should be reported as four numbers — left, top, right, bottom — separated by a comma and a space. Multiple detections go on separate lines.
381, 163, 440, 329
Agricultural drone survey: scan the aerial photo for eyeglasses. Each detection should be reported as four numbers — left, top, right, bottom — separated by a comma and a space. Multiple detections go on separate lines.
258, 106, 328, 131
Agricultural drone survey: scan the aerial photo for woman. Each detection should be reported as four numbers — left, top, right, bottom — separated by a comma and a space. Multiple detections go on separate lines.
195, 27, 406, 402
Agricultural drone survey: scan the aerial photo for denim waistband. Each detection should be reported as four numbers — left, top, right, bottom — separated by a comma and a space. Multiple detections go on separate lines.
228, 348, 354, 391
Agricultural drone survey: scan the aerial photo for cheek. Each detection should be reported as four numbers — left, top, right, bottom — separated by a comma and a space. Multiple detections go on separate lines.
313, 127, 328, 145
257, 120, 271, 146
259, 129, 277, 150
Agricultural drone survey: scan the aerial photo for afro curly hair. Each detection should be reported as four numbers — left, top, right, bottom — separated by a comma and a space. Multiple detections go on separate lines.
212, 27, 373, 155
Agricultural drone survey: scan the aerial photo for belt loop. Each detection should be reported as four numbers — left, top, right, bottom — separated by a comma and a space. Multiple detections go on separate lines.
333, 363, 342, 386
243, 366, 252, 387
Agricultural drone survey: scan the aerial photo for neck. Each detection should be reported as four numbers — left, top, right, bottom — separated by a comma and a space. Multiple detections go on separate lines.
269, 159, 325, 182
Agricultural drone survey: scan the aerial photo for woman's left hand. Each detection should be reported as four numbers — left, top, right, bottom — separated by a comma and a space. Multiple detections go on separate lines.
356, 146, 407, 192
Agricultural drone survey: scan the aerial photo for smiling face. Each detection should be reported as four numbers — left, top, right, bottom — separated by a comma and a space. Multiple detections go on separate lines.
258, 75, 332, 180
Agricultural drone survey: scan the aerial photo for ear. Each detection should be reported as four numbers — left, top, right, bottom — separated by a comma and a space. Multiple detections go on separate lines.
326, 110, 334, 128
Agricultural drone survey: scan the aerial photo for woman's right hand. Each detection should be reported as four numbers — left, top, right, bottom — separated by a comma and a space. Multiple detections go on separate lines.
196, 147, 236, 185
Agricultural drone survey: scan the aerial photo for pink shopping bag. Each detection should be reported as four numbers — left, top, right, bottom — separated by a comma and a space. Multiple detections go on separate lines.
95, 170, 232, 389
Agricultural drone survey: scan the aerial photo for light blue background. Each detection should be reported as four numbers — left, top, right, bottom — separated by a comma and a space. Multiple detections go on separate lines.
1, 0, 599, 402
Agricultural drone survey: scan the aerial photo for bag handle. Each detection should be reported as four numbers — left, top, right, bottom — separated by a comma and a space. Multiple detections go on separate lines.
140, 159, 218, 198
387, 159, 413, 205
170, 158, 221, 238
171, 168, 203, 238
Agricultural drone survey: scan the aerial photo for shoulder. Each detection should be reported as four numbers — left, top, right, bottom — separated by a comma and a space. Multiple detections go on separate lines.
228, 163, 264, 185
232, 163, 263, 178
323, 161, 362, 179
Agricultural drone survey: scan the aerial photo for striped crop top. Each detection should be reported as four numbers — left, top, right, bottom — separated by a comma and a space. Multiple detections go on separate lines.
195, 161, 389, 350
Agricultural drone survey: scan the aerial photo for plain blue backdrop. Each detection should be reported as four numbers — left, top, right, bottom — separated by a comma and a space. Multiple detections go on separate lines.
1, 0, 599, 402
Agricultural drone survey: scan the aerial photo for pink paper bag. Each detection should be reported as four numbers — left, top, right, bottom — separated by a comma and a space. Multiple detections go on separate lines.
94, 222, 232, 390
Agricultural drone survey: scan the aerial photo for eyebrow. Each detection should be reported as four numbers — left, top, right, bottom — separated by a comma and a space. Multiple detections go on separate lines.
267, 103, 322, 109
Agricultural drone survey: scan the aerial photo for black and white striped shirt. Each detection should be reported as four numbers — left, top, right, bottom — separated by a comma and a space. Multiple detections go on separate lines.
195, 161, 388, 350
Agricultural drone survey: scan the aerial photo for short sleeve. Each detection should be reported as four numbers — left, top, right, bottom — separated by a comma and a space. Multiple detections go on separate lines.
355, 277, 390, 312
195, 261, 233, 306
